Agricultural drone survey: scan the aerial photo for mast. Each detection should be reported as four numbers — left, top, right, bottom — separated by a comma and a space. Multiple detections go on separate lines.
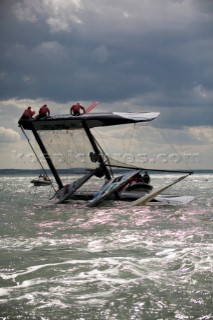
82, 120, 112, 180
31, 125, 64, 189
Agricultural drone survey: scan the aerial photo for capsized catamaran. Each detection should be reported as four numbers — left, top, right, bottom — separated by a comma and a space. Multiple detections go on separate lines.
18, 107, 193, 206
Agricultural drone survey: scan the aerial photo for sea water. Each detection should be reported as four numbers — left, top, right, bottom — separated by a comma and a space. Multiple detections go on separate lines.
0, 174, 212, 320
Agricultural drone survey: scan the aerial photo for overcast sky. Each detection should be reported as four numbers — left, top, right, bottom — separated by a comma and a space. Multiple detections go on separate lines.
0, 0, 212, 170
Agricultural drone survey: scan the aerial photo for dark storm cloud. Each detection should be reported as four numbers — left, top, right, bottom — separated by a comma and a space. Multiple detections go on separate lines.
0, 0, 213, 128
194, 0, 213, 13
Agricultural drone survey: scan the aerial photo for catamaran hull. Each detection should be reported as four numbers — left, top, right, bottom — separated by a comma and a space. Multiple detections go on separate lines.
125, 182, 153, 192
18, 109, 193, 206
57, 190, 193, 205
31, 179, 51, 186
19, 112, 160, 131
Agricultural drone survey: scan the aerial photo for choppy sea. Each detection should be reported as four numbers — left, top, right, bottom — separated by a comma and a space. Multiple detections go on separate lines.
0, 173, 212, 320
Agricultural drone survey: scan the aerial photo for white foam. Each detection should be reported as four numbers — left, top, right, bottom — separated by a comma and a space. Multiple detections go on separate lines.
0, 288, 10, 296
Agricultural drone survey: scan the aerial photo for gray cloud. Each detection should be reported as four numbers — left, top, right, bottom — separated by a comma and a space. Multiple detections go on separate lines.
0, 126, 20, 142
0, 0, 213, 129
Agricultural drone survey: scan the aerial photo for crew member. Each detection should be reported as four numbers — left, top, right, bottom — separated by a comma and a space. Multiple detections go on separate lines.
142, 171, 150, 184
119, 172, 143, 192
70, 102, 86, 116
36, 104, 50, 120
20, 106, 35, 120
39, 174, 49, 181
127, 173, 143, 186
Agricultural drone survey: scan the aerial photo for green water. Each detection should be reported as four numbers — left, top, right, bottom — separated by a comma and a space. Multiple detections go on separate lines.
0, 174, 212, 320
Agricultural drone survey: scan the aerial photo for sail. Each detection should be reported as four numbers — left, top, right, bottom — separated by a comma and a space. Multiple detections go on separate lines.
19, 111, 161, 174
25, 122, 193, 178
92, 123, 194, 173
36, 129, 101, 171
19, 111, 193, 181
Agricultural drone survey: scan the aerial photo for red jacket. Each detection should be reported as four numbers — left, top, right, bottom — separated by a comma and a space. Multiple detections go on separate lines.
70, 103, 85, 115
39, 105, 50, 116
22, 108, 35, 118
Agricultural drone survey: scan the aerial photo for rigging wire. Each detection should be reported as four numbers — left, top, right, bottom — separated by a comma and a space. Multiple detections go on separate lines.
153, 125, 193, 172
20, 126, 57, 192
126, 123, 136, 155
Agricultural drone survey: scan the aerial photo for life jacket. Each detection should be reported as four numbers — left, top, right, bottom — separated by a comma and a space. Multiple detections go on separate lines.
22, 108, 35, 118
39, 105, 49, 115
71, 104, 80, 112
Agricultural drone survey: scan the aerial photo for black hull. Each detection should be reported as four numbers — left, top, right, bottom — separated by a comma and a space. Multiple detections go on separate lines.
31, 179, 51, 186
55, 190, 147, 202
125, 182, 153, 192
